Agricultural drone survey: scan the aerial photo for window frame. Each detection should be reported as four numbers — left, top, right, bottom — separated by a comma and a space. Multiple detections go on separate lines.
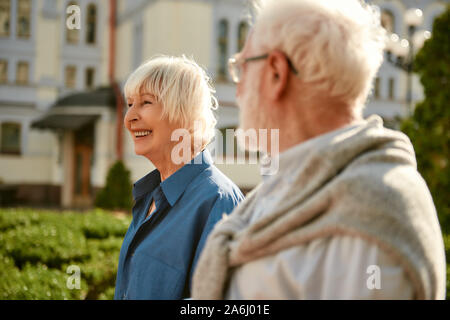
0, 59, 8, 83
86, 3, 97, 45
65, 65, 77, 89
16, 0, 31, 39
0, 121, 22, 155
217, 18, 229, 81
237, 21, 249, 53
85, 67, 95, 89
66, 1, 80, 44
15, 60, 29, 85
374, 77, 381, 99
0, 0, 11, 37
388, 77, 395, 100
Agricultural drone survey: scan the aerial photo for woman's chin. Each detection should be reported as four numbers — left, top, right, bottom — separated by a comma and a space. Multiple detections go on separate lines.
134, 147, 151, 157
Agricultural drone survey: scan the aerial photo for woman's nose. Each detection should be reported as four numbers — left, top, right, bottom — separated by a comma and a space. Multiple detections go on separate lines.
124, 105, 139, 124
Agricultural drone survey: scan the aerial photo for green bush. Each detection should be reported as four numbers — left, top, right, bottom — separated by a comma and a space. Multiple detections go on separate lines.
399, 6, 449, 299
1, 224, 88, 269
0, 260, 88, 300
79, 211, 130, 239
95, 161, 133, 211
0, 208, 130, 300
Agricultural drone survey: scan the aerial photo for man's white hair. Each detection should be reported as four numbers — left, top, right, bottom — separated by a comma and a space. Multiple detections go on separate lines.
250, 0, 386, 112
124, 55, 218, 149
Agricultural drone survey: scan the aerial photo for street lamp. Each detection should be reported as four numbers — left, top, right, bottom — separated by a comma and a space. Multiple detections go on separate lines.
384, 8, 431, 116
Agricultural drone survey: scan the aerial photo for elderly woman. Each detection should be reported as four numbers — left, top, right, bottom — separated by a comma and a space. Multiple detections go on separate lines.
114, 56, 244, 300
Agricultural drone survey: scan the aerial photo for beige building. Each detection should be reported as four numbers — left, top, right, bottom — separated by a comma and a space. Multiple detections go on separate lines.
0, 0, 261, 208
0, 0, 446, 208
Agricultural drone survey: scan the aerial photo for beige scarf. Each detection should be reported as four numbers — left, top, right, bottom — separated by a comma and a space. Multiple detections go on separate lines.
192, 115, 446, 299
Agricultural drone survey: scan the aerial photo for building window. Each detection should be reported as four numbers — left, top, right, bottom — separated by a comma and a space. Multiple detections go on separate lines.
17, 0, 31, 39
238, 21, 249, 52
220, 127, 237, 158
388, 77, 395, 100
16, 61, 29, 85
374, 77, 380, 99
217, 19, 229, 81
218, 127, 260, 161
85, 67, 95, 89
86, 3, 96, 44
381, 9, 395, 33
0, 0, 10, 37
0, 59, 7, 83
65, 65, 76, 88
66, 2, 79, 44
0, 122, 21, 155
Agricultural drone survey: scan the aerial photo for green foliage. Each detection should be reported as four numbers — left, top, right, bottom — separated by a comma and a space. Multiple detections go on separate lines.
0, 224, 88, 269
0, 208, 130, 300
400, 6, 450, 299
95, 161, 133, 211
0, 258, 88, 300
79, 211, 131, 239
400, 5, 450, 233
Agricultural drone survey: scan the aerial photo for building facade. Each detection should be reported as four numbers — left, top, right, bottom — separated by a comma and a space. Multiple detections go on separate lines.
0, 0, 447, 208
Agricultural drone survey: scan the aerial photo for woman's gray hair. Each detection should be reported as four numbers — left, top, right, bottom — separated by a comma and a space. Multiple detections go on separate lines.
124, 55, 218, 150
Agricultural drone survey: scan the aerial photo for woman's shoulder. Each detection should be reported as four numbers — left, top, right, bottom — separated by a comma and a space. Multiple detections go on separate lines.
188, 164, 244, 203
176, 165, 244, 224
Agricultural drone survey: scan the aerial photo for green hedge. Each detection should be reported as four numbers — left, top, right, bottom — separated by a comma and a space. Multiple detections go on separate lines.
444, 233, 450, 300
0, 208, 448, 299
0, 208, 130, 300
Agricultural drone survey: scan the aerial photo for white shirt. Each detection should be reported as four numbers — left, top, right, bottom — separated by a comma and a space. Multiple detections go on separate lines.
225, 126, 415, 300
225, 235, 415, 299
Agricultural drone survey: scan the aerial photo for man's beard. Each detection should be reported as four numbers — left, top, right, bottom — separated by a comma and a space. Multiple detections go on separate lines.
236, 76, 267, 152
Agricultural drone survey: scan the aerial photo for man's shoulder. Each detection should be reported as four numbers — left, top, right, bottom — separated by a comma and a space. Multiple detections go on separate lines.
336, 159, 432, 206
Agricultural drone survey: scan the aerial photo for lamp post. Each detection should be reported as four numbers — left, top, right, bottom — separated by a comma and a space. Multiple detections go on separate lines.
384, 8, 431, 117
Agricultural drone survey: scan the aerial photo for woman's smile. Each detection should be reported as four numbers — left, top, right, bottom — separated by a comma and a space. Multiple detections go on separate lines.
131, 129, 153, 140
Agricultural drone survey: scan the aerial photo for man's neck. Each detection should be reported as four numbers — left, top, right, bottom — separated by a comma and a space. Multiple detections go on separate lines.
276, 102, 360, 154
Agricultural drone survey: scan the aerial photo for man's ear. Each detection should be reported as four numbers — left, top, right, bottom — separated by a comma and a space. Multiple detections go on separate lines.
264, 50, 290, 101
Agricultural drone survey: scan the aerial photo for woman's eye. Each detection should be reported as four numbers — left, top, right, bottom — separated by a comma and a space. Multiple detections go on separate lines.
127, 103, 133, 108
143, 101, 152, 105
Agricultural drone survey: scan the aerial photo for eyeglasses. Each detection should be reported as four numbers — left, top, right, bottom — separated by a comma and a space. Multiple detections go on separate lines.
228, 52, 298, 84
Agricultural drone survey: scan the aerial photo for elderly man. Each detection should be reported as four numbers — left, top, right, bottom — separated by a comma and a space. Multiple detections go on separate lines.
192, 0, 446, 299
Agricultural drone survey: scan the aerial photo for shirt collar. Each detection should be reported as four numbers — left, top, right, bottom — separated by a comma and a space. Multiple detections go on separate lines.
161, 149, 213, 206
132, 149, 213, 205
132, 169, 161, 201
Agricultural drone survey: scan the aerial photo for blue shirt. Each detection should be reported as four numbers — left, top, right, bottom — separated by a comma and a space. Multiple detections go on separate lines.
114, 149, 244, 299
